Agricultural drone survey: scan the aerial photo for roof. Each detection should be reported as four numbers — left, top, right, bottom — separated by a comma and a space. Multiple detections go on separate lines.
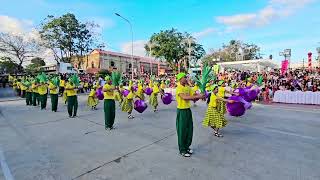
92, 49, 167, 65
217, 59, 279, 72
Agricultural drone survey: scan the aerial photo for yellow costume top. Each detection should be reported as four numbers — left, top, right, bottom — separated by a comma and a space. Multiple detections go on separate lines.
38, 84, 48, 95
217, 87, 225, 98
65, 83, 77, 96
208, 93, 217, 107
103, 84, 114, 99
176, 83, 192, 109
49, 82, 58, 94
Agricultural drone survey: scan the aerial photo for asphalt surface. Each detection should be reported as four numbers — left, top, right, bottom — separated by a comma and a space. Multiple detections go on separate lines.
0, 94, 319, 180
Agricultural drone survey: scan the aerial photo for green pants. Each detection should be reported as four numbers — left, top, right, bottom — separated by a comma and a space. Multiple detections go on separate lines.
39, 94, 47, 109
25, 92, 32, 105
67, 96, 78, 117
104, 99, 115, 128
32, 92, 39, 106
176, 108, 193, 154
50, 94, 58, 112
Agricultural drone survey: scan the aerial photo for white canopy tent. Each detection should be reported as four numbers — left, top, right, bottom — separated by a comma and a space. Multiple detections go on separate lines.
216, 59, 279, 72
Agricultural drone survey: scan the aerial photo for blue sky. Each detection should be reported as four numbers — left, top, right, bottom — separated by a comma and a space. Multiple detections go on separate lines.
1, 0, 319, 64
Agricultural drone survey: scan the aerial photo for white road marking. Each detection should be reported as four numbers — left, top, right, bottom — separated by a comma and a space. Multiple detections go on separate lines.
0, 148, 14, 180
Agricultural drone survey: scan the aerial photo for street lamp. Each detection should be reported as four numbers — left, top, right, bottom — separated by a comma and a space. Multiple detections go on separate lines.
115, 13, 134, 80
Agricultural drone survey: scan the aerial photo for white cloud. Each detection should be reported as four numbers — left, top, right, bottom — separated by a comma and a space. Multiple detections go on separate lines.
193, 28, 217, 39
0, 15, 32, 35
216, 0, 315, 29
121, 40, 147, 57
216, 14, 256, 29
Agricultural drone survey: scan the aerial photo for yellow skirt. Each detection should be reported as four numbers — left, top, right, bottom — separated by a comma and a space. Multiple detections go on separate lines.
87, 96, 99, 107
217, 100, 227, 114
121, 98, 133, 113
202, 106, 227, 128
149, 93, 158, 108
114, 91, 123, 102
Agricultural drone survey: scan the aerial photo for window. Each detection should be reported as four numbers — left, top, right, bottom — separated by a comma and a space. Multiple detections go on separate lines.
91, 61, 94, 68
110, 61, 115, 67
67, 67, 72, 70
129, 63, 132, 68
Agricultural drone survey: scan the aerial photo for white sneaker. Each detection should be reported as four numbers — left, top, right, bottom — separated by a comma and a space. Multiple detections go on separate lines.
180, 153, 191, 157
187, 149, 193, 154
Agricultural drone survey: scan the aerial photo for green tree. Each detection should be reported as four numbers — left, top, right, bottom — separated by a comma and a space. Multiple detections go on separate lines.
24, 57, 46, 74
31, 57, 46, 66
145, 28, 205, 72
0, 57, 20, 74
39, 13, 99, 64
204, 40, 262, 63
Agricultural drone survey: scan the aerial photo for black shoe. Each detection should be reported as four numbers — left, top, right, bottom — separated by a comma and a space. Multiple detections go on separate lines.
187, 149, 193, 154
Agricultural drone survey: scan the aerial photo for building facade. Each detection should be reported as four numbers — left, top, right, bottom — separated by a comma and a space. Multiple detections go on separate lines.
72, 49, 171, 76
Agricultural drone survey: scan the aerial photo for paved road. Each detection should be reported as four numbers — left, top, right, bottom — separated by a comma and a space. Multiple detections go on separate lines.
0, 96, 319, 180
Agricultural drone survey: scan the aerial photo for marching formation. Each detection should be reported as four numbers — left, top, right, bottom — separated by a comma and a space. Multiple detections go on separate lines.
8, 66, 260, 158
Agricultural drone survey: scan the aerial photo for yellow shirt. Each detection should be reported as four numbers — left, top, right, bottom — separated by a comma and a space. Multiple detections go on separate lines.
208, 93, 217, 107
84, 82, 89, 88
89, 89, 96, 97
103, 84, 114, 99
38, 84, 48, 95
127, 91, 134, 100
192, 85, 199, 94
32, 83, 38, 93
217, 87, 225, 97
26, 85, 33, 92
60, 80, 65, 87
176, 83, 192, 109
160, 83, 166, 89
65, 83, 77, 96
20, 83, 28, 91
153, 84, 160, 94
137, 85, 144, 96
49, 82, 58, 94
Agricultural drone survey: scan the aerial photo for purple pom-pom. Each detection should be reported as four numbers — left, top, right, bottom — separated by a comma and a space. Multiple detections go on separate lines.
133, 85, 138, 92
162, 93, 173, 105
145, 87, 153, 95
96, 87, 104, 100
134, 100, 148, 113
122, 89, 130, 97
226, 96, 246, 117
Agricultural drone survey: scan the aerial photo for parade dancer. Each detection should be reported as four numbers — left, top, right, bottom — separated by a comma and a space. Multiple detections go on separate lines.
136, 80, 145, 100
202, 85, 234, 137
121, 86, 135, 119
65, 78, 78, 118
150, 81, 160, 112
175, 73, 204, 157
25, 79, 32, 106
103, 76, 116, 130
49, 78, 59, 112
87, 85, 99, 110
38, 81, 48, 110
32, 79, 39, 106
